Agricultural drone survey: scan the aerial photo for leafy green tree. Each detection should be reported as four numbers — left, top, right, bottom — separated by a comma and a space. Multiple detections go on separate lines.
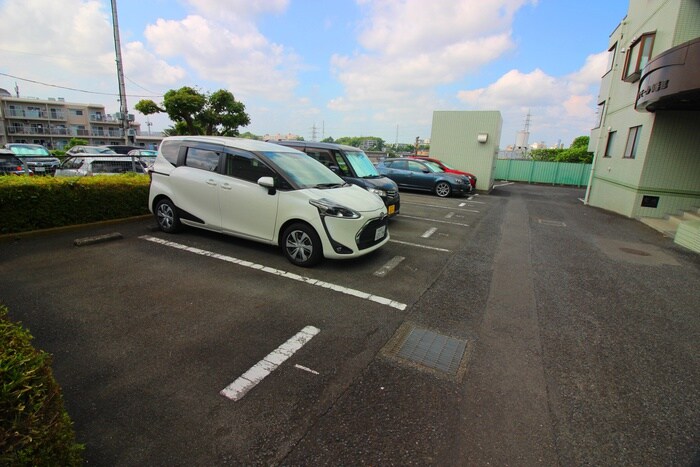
321, 137, 334, 143
570, 135, 590, 149
63, 138, 89, 151
239, 131, 261, 140
135, 86, 250, 136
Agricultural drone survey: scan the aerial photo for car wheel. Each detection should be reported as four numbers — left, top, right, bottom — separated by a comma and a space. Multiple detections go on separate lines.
435, 181, 452, 198
155, 198, 181, 233
282, 223, 322, 267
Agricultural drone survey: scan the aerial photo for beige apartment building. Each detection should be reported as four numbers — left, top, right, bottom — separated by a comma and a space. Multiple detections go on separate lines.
586, 0, 700, 250
0, 89, 160, 149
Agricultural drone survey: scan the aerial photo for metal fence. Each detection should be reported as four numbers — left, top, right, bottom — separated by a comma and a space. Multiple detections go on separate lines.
494, 159, 592, 187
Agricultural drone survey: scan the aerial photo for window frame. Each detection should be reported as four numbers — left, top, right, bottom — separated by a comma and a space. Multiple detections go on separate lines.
623, 126, 641, 159
223, 149, 275, 184
594, 101, 606, 129
623, 32, 655, 82
603, 131, 616, 158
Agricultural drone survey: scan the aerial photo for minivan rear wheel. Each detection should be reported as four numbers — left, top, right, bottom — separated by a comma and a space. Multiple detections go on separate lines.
282, 223, 322, 267
155, 198, 181, 233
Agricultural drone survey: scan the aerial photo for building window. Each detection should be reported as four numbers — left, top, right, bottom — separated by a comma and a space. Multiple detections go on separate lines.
606, 43, 617, 74
623, 33, 655, 82
623, 126, 641, 159
603, 131, 616, 158
594, 101, 605, 128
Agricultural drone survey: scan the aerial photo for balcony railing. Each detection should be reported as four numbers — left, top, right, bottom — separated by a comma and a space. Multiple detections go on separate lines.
5, 109, 66, 120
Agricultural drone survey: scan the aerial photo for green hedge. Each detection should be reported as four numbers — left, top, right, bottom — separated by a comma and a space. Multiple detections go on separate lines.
0, 174, 150, 234
0, 306, 84, 465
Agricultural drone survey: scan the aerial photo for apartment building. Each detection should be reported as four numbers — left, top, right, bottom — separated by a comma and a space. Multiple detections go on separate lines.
0, 89, 156, 149
586, 0, 700, 241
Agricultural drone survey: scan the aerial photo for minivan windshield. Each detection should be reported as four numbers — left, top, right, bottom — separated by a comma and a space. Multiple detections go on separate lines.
7, 144, 51, 157
345, 151, 380, 178
264, 151, 346, 189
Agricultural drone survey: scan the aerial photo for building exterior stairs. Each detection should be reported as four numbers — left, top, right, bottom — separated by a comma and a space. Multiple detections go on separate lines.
640, 208, 700, 253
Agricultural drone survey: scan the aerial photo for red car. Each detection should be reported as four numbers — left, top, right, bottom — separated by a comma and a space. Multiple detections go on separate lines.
409, 156, 477, 188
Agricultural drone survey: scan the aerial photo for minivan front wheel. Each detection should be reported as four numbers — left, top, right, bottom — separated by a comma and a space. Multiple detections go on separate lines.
155, 198, 181, 233
435, 181, 452, 198
282, 223, 322, 267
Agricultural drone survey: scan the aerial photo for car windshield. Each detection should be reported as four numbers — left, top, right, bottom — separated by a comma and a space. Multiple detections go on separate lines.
8, 145, 50, 156
438, 160, 456, 170
345, 151, 380, 178
263, 151, 345, 189
86, 147, 117, 154
423, 161, 445, 173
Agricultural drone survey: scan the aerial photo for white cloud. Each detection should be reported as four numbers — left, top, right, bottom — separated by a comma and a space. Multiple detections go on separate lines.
144, 13, 300, 101
457, 51, 608, 145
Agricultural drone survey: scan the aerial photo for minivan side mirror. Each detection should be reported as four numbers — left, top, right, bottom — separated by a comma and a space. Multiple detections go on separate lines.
258, 176, 276, 195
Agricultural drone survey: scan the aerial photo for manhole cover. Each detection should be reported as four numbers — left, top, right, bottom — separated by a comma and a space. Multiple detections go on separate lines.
619, 247, 652, 256
395, 327, 467, 375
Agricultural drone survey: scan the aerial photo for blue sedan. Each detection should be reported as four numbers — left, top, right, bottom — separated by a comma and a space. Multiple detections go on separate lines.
375, 158, 472, 197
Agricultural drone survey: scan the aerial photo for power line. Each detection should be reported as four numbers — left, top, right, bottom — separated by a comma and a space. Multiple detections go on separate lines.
0, 72, 162, 98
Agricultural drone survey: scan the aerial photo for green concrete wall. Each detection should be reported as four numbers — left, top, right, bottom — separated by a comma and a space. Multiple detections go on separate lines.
429, 111, 502, 191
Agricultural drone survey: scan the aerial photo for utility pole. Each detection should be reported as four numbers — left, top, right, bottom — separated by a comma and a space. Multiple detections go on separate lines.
110, 0, 131, 145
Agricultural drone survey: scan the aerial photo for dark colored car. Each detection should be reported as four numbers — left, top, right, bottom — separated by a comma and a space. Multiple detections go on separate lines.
0, 149, 32, 175
375, 157, 472, 198
411, 156, 477, 189
104, 145, 144, 154
274, 140, 400, 217
5, 143, 60, 175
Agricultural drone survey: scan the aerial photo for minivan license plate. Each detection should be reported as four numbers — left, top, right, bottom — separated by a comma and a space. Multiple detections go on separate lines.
374, 225, 386, 241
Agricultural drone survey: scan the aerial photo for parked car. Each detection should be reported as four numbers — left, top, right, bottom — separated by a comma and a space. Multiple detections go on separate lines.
64, 145, 118, 156
127, 149, 158, 168
0, 149, 32, 175
410, 156, 477, 189
375, 157, 472, 197
5, 143, 60, 175
55, 155, 147, 177
273, 140, 400, 217
149, 136, 389, 267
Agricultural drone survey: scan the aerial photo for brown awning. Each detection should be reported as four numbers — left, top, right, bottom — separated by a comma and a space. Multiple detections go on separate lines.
636, 37, 700, 112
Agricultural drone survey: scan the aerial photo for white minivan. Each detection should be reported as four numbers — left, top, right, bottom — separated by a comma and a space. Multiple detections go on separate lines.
148, 136, 389, 267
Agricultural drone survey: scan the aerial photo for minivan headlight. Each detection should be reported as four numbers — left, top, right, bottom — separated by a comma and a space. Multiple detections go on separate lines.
310, 198, 360, 219
367, 187, 386, 198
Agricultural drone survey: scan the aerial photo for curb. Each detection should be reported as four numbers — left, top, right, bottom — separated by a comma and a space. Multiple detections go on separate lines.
0, 215, 153, 243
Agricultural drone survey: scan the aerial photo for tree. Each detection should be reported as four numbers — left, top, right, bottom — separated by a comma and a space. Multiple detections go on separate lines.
570, 135, 590, 149
135, 86, 250, 136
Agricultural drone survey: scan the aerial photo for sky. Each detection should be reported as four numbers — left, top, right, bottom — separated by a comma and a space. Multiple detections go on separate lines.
0, 0, 630, 148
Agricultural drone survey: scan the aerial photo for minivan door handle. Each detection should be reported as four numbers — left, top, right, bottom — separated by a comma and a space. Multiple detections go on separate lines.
206, 179, 217, 186
220, 183, 232, 190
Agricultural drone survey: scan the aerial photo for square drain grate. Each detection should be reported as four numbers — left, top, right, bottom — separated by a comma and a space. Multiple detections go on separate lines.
395, 327, 467, 375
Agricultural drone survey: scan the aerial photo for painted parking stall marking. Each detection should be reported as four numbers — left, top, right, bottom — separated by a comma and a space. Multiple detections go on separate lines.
398, 215, 469, 227
140, 235, 407, 310
403, 201, 480, 213
374, 256, 406, 277
220, 326, 320, 401
389, 240, 450, 252
421, 227, 438, 239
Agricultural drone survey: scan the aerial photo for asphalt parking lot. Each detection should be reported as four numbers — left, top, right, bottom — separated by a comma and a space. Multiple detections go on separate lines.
1, 183, 698, 466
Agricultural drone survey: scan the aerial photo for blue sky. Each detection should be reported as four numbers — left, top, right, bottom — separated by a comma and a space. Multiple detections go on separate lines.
0, 0, 630, 147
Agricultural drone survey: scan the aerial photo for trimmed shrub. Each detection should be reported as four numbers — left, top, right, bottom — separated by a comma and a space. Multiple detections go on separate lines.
0, 306, 84, 465
0, 174, 150, 234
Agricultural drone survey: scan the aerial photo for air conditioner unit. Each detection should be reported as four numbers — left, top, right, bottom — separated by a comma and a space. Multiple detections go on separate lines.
128, 114, 135, 121
126, 129, 136, 136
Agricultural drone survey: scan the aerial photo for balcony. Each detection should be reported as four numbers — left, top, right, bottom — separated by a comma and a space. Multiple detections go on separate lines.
5, 109, 66, 120
91, 113, 121, 124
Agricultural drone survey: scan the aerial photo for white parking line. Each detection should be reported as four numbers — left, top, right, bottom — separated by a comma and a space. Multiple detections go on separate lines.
140, 235, 407, 310
402, 201, 479, 213
445, 212, 455, 219
220, 326, 320, 401
421, 227, 438, 238
398, 215, 469, 227
374, 256, 405, 277
389, 240, 450, 252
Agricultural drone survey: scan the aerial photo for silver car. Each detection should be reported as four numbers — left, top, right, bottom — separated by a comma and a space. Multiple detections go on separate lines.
55, 155, 148, 177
